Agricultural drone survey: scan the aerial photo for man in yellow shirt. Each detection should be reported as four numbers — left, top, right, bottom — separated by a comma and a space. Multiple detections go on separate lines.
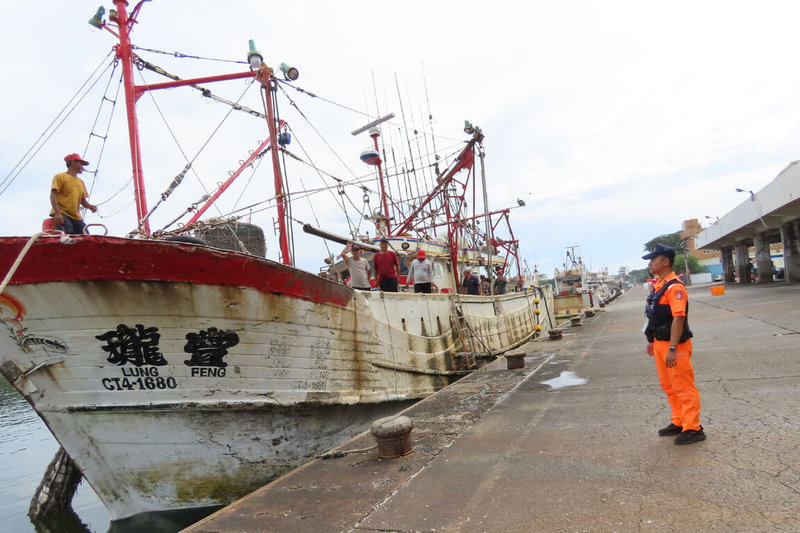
50, 153, 97, 234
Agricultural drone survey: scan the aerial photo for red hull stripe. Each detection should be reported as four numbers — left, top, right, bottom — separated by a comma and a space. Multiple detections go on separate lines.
0, 236, 353, 307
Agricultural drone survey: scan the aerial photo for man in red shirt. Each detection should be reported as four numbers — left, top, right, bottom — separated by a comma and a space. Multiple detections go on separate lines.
372, 238, 400, 292
643, 243, 705, 445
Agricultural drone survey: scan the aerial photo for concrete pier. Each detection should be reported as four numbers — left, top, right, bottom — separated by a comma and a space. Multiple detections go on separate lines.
185, 282, 800, 533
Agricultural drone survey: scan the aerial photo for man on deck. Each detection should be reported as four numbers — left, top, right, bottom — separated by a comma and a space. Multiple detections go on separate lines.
461, 269, 481, 295
372, 238, 400, 292
50, 153, 97, 234
405, 249, 436, 293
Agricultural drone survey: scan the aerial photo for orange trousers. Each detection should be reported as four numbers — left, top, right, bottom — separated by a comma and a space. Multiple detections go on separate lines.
653, 339, 701, 431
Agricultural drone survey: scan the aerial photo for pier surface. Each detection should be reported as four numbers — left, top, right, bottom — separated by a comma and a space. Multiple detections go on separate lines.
185, 282, 800, 533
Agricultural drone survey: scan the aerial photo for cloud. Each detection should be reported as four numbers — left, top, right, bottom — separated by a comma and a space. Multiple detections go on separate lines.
3, 1, 800, 277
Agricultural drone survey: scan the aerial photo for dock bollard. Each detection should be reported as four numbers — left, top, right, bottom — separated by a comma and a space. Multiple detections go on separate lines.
505, 352, 525, 369
549, 329, 563, 340
370, 415, 414, 458
570, 316, 582, 327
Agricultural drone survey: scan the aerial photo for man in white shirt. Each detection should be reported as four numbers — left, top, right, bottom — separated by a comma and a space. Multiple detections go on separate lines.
342, 242, 372, 290
405, 250, 437, 293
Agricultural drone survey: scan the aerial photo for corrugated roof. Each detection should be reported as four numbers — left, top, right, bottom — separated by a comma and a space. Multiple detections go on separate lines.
695, 161, 800, 249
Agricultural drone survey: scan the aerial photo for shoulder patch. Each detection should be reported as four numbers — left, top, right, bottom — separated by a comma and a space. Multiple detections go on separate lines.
674, 290, 685, 300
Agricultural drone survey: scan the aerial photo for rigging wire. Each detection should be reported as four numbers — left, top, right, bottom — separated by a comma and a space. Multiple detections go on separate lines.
282, 124, 357, 239
95, 176, 134, 207
84, 62, 124, 201
421, 62, 439, 156
268, 83, 299, 261
0, 50, 115, 196
406, 83, 434, 197
137, 58, 267, 119
231, 148, 267, 212
277, 78, 465, 145
395, 74, 422, 205
134, 66, 255, 229
276, 82, 359, 181
275, 83, 364, 235
132, 46, 248, 65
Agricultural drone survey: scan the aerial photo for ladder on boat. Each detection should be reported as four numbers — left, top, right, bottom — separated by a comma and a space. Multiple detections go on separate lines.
451, 294, 489, 369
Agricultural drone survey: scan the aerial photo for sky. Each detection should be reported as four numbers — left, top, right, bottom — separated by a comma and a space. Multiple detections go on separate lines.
3, 1, 800, 278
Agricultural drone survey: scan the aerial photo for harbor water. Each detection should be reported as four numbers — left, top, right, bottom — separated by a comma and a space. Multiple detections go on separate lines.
0, 376, 218, 533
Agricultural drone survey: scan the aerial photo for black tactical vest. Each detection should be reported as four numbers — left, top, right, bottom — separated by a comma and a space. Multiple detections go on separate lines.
644, 279, 693, 343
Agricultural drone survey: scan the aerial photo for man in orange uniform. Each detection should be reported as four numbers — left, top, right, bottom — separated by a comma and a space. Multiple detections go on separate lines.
643, 243, 705, 445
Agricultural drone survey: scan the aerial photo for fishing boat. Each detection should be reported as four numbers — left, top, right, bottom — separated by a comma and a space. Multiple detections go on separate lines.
553, 246, 618, 316
0, 1, 554, 521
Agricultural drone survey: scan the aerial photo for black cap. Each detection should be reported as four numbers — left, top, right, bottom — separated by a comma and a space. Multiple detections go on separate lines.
642, 243, 676, 260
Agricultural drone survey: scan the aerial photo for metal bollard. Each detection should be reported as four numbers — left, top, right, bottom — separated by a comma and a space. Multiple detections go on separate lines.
371, 415, 414, 458
505, 352, 525, 369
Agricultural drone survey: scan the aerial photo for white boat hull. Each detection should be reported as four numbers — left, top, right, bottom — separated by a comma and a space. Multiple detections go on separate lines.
0, 235, 553, 519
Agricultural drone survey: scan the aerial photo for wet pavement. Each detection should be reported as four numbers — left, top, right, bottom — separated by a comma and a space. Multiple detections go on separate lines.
184, 282, 800, 533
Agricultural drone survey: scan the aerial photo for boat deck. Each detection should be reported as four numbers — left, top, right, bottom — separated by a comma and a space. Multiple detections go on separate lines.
183, 282, 800, 532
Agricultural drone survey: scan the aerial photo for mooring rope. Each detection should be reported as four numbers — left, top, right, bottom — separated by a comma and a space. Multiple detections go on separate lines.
0, 232, 49, 295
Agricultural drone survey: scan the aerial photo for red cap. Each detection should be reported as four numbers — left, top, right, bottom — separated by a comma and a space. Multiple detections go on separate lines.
417, 250, 426, 258
65, 153, 89, 165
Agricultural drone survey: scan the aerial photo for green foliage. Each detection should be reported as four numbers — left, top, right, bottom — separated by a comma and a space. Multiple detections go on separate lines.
673, 253, 706, 274
643, 232, 687, 254
627, 268, 650, 284
643, 231, 707, 275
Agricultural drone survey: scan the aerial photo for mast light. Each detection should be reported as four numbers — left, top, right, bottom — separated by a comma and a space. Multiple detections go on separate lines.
247, 40, 263, 70
280, 63, 299, 81
88, 6, 105, 29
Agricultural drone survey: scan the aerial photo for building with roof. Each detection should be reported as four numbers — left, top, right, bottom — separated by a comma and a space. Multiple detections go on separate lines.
681, 218, 722, 277
694, 160, 800, 284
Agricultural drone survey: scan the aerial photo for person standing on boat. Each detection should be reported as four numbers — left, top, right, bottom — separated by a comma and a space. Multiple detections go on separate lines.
49, 153, 97, 234
480, 275, 490, 296
372, 238, 400, 292
643, 243, 705, 445
342, 242, 372, 290
405, 250, 437, 293
461, 269, 481, 295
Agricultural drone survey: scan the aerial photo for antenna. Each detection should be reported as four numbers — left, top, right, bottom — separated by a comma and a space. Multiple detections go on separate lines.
351, 113, 396, 136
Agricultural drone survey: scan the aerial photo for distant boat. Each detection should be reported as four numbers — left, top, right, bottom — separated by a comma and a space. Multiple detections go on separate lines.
0, 0, 554, 521
553, 246, 617, 316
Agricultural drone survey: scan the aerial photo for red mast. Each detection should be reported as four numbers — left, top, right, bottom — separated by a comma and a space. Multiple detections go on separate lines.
261, 71, 292, 264
371, 130, 391, 235
114, 0, 150, 235
103, 2, 292, 263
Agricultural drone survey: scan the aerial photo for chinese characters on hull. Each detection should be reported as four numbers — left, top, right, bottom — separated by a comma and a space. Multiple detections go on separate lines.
96, 325, 240, 368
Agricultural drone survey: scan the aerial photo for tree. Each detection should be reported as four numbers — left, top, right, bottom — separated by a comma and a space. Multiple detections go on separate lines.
627, 268, 650, 284
643, 232, 687, 255
673, 254, 706, 275
643, 231, 706, 275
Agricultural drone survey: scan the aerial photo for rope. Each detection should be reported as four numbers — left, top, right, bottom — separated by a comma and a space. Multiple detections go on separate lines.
0, 233, 48, 295
316, 444, 377, 460
379, 294, 400, 398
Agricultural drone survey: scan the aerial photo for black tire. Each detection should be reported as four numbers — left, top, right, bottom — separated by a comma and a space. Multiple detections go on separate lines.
163, 235, 207, 245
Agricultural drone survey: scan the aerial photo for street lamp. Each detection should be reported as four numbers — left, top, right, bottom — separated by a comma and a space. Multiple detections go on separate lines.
735, 188, 755, 200
704, 215, 719, 224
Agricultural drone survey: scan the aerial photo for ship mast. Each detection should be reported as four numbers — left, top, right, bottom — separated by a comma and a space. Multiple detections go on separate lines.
114, 0, 150, 235
105, 1, 293, 263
